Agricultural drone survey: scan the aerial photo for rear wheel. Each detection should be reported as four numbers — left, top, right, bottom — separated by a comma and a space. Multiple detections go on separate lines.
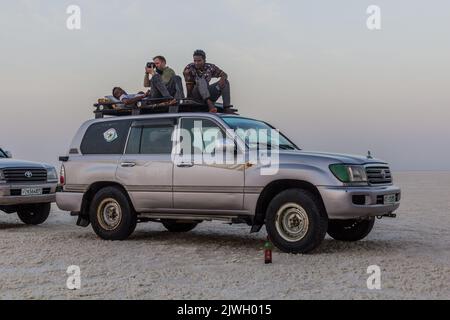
265, 189, 328, 254
327, 217, 375, 241
17, 203, 51, 225
162, 220, 198, 233
89, 187, 137, 240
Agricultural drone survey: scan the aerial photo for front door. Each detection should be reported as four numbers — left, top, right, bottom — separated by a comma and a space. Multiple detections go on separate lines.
173, 117, 244, 211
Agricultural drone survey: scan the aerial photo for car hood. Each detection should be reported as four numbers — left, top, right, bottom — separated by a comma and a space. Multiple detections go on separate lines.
0, 158, 52, 169
279, 150, 388, 166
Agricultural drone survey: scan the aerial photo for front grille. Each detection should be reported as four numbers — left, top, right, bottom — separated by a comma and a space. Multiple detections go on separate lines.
2, 168, 47, 183
366, 166, 392, 185
10, 188, 51, 196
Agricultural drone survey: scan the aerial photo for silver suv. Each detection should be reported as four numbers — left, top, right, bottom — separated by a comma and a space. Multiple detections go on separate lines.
0, 148, 58, 225
56, 113, 401, 253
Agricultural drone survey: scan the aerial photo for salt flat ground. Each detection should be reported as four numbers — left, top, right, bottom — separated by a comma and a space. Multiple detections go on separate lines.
0, 172, 449, 300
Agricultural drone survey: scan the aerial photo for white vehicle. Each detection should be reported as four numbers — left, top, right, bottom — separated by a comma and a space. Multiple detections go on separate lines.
0, 148, 58, 225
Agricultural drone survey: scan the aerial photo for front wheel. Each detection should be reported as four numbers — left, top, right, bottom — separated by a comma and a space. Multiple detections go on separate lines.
17, 203, 51, 225
327, 217, 375, 242
265, 189, 328, 254
89, 187, 137, 240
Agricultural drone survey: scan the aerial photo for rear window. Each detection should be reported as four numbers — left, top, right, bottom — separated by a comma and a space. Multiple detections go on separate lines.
80, 120, 131, 155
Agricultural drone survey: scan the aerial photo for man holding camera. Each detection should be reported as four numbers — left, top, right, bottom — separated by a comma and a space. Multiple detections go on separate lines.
144, 55, 184, 100
183, 50, 232, 113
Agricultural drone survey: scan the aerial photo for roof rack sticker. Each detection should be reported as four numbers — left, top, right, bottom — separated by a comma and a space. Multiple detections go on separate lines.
103, 128, 118, 143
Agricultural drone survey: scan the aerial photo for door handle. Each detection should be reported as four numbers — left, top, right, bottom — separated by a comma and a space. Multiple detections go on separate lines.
121, 162, 136, 168
177, 162, 194, 168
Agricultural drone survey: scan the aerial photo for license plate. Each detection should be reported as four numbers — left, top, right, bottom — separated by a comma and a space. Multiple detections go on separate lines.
21, 188, 43, 196
384, 194, 396, 205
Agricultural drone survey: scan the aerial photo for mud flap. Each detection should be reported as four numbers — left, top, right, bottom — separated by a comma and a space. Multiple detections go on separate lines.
76, 214, 90, 227
250, 224, 263, 233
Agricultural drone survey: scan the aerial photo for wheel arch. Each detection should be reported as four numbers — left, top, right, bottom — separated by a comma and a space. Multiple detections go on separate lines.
252, 179, 328, 229
79, 181, 135, 224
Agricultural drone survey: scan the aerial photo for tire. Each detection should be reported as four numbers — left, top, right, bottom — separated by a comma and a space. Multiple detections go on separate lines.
265, 189, 328, 254
162, 220, 198, 233
89, 186, 137, 240
327, 217, 375, 242
17, 203, 51, 225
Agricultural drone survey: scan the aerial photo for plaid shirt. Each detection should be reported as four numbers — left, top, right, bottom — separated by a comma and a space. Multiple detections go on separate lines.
184, 63, 224, 83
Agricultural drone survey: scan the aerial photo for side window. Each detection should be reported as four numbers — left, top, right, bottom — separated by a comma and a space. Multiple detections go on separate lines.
141, 126, 174, 154
80, 120, 131, 155
125, 127, 141, 154
125, 125, 174, 155
179, 118, 225, 155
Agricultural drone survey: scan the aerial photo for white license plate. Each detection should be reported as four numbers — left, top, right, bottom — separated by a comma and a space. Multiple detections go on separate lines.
21, 188, 43, 196
384, 194, 396, 205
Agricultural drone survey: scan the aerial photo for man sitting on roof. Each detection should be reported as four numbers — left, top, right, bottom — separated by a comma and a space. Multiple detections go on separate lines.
144, 55, 184, 101
112, 87, 148, 106
183, 50, 232, 113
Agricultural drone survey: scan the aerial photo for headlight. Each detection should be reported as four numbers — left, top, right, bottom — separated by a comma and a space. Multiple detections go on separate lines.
47, 168, 58, 182
330, 164, 368, 184
0, 170, 4, 181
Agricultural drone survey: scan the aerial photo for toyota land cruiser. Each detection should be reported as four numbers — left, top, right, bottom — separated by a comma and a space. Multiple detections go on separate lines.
0, 148, 58, 225
56, 112, 401, 253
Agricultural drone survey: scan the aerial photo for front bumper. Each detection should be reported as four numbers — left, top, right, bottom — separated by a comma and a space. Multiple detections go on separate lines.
318, 185, 401, 219
0, 182, 57, 206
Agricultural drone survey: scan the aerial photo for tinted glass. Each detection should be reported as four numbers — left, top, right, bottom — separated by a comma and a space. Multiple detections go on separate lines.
80, 120, 131, 155
180, 118, 224, 155
125, 125, 174, 155
125, 127, 142, 154
140, 126, 174, 154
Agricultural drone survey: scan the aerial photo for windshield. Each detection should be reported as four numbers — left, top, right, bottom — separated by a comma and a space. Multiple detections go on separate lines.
221, 117, 299, 150
0, 148, 6, 158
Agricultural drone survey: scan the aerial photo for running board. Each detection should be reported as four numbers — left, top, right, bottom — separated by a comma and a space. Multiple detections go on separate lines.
138, 213, 246, 223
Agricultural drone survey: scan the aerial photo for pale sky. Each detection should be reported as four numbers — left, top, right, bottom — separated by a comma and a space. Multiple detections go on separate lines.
1, 0, 450, 170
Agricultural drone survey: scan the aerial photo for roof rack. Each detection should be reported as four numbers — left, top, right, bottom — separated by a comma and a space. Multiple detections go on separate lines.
93, 97, 238, 119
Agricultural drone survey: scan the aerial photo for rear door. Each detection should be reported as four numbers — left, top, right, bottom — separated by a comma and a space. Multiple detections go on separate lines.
115, 118, 176, 212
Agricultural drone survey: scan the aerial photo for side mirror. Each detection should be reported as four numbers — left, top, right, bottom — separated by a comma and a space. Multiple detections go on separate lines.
5, 150, 12, 158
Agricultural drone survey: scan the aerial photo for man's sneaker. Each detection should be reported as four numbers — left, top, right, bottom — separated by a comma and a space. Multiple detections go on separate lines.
223, 106, 238, 114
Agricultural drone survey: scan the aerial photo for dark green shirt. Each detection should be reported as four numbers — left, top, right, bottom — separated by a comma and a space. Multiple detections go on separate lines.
144, 67, 175, 87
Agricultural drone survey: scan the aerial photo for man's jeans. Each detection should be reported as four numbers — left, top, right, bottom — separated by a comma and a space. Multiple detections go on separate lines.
150, 74, 185, 100
192, 78, 231, 107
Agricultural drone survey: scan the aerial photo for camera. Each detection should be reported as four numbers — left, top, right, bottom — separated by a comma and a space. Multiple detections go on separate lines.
146, 62, 156, 69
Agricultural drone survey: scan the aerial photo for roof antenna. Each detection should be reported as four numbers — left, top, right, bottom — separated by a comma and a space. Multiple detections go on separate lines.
367, 150, 373, 159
